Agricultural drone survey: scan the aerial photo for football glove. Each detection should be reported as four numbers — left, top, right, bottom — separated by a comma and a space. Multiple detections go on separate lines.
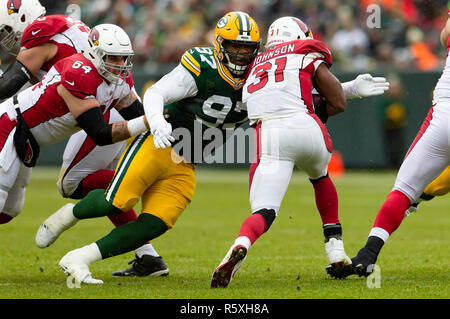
344, 74, 390, 99
149, 115, 175, 149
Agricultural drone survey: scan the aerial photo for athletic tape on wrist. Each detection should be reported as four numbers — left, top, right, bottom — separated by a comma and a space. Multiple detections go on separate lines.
127, 116, 147, 136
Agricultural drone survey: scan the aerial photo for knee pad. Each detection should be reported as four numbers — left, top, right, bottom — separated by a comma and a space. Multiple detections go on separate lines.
253, 208, 276, 232
0, 187, 8, 213
57, 170, 75, 199
2, 187, 25, 218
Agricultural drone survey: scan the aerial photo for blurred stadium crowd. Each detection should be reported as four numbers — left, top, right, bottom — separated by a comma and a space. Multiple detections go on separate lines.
39, 0, 449, 73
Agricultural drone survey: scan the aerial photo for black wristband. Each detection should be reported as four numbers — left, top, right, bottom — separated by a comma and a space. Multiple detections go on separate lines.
76, 107, 113, 146
118, 98, 144, 120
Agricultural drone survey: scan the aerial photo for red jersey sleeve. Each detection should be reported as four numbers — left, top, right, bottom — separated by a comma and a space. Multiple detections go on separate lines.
56, 54, 102, 99
303, 39, 333, 67
21, 15, 71, 49
292, 39, 333, 68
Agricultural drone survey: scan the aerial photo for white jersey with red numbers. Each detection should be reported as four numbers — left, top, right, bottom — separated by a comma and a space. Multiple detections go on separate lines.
13, 53, 134, 147
243, 39, 332, 124
20, 14, 90, 81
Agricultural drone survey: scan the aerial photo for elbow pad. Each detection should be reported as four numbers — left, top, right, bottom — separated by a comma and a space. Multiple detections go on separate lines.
118, 99, 145, 120
76, 107, 113, 146
0, 60, 32, 99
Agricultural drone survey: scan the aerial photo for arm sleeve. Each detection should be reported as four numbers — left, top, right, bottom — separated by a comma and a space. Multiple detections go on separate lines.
143, 64, 198, 120
118, 98, 145, 120
75, 107, 113, 146
0, 60, 32, 99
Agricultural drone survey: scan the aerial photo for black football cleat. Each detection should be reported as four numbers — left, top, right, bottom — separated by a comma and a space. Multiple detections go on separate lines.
326, 246, 379, 279
112, 254, 169, 277
351, 247, 378, 277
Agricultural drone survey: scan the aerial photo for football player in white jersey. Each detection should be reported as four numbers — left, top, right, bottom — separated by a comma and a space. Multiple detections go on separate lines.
0, 0, 167, 276
0, 25, 151, 282
211, 16, 389, 288
327, 12, 450, 279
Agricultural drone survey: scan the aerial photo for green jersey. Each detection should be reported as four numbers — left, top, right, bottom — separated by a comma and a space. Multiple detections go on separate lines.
165, 46, 249, 163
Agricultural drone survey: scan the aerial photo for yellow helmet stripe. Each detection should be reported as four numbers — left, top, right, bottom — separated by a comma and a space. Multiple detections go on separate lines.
236, 11, 250, 36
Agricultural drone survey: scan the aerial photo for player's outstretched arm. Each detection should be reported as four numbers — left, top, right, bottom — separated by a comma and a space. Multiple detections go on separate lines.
57, 84, 148, 145
114, 89, 149, 137
142, 64, 197, 149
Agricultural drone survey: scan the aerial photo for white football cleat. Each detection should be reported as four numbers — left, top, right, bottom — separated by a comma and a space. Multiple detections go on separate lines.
325, 238, 352, 265
35, 203, 78, 248
59, 248, 103, 285
210, 244, 247, 288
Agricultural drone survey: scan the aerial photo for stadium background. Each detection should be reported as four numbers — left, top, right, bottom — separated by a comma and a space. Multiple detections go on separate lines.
7, 0, 450, 169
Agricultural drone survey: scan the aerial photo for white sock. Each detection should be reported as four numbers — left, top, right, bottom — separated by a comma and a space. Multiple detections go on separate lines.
234, 236, 251, 250
369, 227, 390, 243
135, 243, 160, 258
79, 243, 103, 265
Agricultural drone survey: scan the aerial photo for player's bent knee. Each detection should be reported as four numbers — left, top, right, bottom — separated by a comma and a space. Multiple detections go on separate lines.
253, 208, 276, 232
56, 176, 77, 199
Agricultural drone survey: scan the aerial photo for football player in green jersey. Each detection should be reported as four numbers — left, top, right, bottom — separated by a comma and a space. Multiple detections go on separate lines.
38, 11, 262, 284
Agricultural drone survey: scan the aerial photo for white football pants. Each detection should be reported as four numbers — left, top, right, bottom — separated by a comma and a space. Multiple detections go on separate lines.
249, 114, 332, 214
393, 101, 450, 202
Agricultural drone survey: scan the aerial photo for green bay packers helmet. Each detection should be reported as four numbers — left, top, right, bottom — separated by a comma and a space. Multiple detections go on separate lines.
214, 11, 260, 77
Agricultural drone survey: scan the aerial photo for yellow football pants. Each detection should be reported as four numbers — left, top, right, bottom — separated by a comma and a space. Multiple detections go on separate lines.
423, 166, 450, 196
105, 133, 196, 228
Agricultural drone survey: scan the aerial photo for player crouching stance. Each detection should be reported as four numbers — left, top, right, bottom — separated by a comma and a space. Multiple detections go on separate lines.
211, 17, 389, 288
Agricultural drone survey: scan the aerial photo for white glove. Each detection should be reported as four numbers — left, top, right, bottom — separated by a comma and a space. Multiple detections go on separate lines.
149, 115, 175, 149
344, 74, 390, 99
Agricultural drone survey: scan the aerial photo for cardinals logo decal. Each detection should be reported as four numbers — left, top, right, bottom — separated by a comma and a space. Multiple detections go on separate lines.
7, 0, 21, 15
90, 28, 99, 46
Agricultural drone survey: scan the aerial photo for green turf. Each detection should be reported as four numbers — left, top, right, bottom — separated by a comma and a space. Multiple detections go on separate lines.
0, 167, 448, 299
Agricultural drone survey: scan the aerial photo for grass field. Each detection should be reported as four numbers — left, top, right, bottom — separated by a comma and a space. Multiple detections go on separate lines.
0, 167, 448, 301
